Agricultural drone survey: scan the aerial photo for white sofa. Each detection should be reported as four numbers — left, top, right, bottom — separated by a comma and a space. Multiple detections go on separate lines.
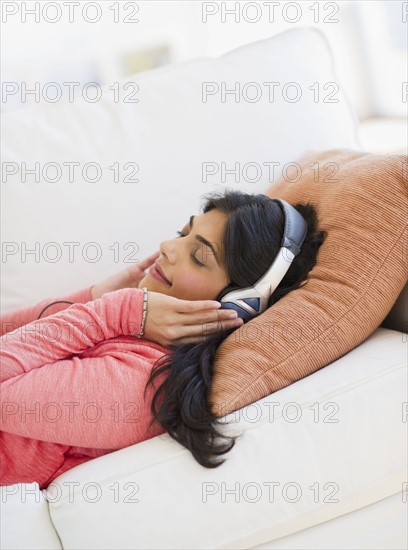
1, 28, 407, 549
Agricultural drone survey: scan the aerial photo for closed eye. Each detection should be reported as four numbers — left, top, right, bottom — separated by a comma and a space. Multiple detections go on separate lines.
176, 231, 204, 267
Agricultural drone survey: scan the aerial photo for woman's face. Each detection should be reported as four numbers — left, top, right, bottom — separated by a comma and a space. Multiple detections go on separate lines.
138, 209, 231, 301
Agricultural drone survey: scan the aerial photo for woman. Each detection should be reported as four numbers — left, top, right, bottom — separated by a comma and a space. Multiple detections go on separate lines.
0, 190, 327, 489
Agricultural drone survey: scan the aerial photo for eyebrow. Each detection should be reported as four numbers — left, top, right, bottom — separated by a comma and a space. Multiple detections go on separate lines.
189, 215, 220, 266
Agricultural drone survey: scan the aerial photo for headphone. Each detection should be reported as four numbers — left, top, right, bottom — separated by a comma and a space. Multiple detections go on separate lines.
216, 195, 308, 322
36, 301, 75, 319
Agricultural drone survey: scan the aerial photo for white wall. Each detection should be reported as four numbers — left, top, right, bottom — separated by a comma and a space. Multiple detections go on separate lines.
1, 1, 406, 120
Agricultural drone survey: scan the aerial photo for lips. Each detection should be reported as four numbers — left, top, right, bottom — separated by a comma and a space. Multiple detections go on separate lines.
154, 262, 171, 285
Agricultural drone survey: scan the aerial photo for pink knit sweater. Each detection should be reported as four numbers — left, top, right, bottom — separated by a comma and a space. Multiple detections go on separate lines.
0, 286, 171, 489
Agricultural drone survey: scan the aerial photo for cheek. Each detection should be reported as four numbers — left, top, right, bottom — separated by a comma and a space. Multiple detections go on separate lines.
173, 270, 210, 299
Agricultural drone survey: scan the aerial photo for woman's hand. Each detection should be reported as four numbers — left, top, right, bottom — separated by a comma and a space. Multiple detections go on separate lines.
91, 251, 160, 300
143, 291, 244, 347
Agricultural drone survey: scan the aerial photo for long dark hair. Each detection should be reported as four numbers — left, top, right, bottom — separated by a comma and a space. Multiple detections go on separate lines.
143, 189, 327, 467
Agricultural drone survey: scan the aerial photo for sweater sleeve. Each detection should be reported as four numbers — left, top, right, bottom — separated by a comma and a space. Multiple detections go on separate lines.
0, 288, 145, 383
0, 288, 165, 450
0, 285, 95, 337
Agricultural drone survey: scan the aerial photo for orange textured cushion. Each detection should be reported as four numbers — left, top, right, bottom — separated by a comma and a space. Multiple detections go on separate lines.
209, 149, 408, 417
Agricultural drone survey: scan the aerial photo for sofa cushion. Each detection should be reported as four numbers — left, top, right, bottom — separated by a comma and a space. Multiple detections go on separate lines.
43, 328, 406, 549
209, 150, 407, 416
0, 482, 62, 549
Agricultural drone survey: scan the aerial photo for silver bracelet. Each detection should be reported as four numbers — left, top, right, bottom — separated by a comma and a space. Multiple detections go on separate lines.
137, 287, 148, 338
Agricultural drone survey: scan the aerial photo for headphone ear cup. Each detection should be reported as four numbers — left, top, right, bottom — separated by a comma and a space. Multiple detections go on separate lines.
216, 284, 238, 302
216, 284, 254, 322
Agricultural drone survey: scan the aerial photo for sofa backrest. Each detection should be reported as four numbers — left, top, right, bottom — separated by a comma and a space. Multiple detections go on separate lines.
1, 27, 360, 313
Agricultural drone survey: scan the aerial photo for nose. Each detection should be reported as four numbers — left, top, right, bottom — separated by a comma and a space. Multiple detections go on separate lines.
159, 237, 177, 265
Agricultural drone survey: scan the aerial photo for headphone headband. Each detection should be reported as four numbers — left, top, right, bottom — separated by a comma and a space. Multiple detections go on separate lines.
217, 195, 308, 321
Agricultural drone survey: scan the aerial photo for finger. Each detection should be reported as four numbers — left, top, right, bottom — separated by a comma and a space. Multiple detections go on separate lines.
174, 298, 224, 313
137, 251, 160, 270
173, 320, 243, 345
202, 318, 244, 334
177, 308, 239, 326
174, 318, 243, 342
172, 336, 207, 346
